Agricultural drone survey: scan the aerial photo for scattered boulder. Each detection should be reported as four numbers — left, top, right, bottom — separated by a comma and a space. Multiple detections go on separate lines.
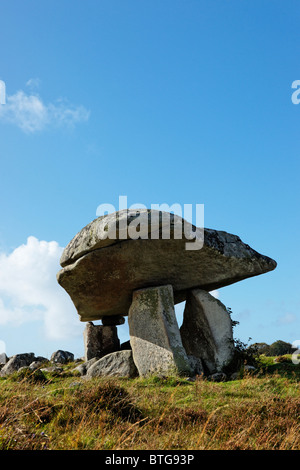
0, 353, 36, 376
29, 361, 46, 370
208, 372, 227, 382
50, 350, 74, 364
28, 357, 49, 370
0, 352, 8, 365
129, 285, 192, 377
86, 350, 138, 378
72, 357, 99, 376
36, 356, 49, 363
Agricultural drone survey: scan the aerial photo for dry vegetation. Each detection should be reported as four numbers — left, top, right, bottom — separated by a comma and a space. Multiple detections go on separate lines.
0, 356, 300, 450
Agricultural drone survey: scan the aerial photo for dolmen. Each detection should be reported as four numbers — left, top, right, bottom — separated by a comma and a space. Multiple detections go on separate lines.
57, 209, 276, 378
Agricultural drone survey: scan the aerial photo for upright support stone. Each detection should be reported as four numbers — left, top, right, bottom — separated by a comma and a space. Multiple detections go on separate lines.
128, 285, 192, 377
180, 289, 234, 374
83, 321, 120, 361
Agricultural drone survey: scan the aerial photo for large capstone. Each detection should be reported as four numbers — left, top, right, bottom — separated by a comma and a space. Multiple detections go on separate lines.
57, 209, 277, 322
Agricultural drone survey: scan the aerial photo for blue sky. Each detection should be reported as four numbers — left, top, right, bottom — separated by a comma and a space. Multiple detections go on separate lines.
0, 0, 299, 358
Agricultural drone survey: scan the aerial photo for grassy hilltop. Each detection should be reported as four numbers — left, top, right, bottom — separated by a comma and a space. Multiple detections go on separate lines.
0, 354, 300, 451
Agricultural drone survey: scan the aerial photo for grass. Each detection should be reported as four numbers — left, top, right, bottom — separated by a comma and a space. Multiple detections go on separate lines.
0, 356, 300, 450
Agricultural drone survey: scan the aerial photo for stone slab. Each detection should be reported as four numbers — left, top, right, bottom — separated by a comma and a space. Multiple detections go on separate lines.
180, 289, 235, 374
83, 322, 120, 361
128, 285, 192, 377
57, 210, 277, 321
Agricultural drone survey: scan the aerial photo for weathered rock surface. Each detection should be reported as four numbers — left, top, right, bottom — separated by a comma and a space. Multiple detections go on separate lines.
180, 289, 235, 374
0, 352, 8, 365
83, 322, 120, 361
57, 209, 277, 321
129, 285, 193, 377
86, 350, 138, 378
29, 358, 48, 370
0, 353, 36, 376
59, 209, 198, 267
187, 355, 204, 376
50, 350, 74, 364
73, 357, 99, 376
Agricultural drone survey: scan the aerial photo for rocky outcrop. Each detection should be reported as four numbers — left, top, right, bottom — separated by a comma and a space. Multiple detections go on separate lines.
0, 350, 76, 376
0, 353, 47, 376
0, 353, 36, 376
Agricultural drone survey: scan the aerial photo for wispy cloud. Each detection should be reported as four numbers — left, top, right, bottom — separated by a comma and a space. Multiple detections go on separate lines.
0, 236, 82, 340
277, 312, 297, 325
25, 77, 41, 90
0, 81, 90, 133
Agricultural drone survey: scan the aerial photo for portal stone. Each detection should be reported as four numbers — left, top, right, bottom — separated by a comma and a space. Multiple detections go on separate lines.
128, 284, 192, 377
83, 321, 120, 361
180, 289, 234, 374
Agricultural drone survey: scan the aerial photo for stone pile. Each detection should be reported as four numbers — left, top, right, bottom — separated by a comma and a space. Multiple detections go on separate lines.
56, 209, 276, 379
0, 350, 75, 376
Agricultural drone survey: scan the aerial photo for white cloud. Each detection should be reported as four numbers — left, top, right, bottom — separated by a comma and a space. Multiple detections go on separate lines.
0, 85, 90, 133
277, 312, 297, 325
0, 239, 222, 344
0, 236, 82, 340
26, 77, 41, 90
